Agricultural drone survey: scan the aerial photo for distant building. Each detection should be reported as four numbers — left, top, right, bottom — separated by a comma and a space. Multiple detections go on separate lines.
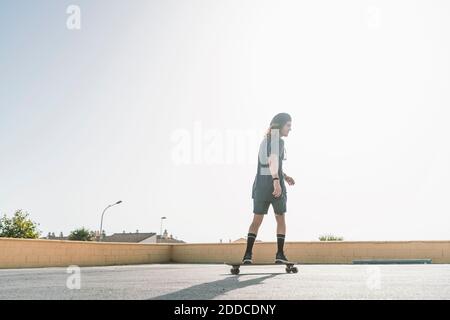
42, 229, 185, 243
102, 229, 185, 244
102, 231, 157, 243
156, 229, 186, 243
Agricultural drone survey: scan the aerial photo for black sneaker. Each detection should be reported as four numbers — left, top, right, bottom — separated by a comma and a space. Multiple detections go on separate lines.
275, 251, 289, 264
242, 251, 253, 264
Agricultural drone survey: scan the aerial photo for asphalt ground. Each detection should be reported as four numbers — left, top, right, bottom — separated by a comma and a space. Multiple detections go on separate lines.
0, 263, 449, 300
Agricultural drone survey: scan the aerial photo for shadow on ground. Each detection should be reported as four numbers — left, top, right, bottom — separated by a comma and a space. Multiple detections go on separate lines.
149, 273, 282, 300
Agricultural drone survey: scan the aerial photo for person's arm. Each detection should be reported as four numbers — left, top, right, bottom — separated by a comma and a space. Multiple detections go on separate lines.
267, 138, 282, 179
282, 171, 295, 186
268, 154, 279, 179
268, 154, 282, 197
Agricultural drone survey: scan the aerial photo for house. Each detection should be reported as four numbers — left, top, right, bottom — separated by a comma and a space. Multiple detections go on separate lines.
156, 229, 185, 243
102, 231, 157, 243
42, 229, 185, 243
102, 229, 185, 244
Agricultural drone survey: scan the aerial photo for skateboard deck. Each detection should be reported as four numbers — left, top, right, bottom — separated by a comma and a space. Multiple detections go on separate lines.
224, 261, 299, 274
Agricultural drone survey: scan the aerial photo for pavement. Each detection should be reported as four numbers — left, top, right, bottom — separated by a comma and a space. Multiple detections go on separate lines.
0, 263, 449, 300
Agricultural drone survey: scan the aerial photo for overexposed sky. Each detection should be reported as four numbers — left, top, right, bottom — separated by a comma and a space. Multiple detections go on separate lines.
1, 0, 449, 242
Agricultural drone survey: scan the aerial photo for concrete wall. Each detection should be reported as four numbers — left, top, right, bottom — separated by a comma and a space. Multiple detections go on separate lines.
1, 238, 449, 269
0, 238, 171, 269
171, 240, 450, 264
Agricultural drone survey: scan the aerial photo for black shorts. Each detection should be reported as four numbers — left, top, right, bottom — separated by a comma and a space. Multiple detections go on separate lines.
253, 193, 287, 215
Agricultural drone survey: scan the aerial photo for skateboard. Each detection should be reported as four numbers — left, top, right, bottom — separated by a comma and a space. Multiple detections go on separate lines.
225, 261, 299, 275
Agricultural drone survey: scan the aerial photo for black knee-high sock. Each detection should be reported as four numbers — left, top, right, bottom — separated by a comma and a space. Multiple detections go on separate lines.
245, 233, 257, 253
277, 234, 285, 253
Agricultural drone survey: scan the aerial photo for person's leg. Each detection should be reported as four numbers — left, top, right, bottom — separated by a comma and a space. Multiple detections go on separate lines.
274, 213, 289, 263
275, 213, 286, 235
245, 214, 264, 254
243, 200, 269, 263
249, 213, 264, 234
272, 195, 288, 261
275, 213, 286, 253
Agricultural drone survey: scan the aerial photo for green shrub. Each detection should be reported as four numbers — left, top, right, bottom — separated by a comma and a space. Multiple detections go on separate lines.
0, 209, 41, 239
68, 227, 95, 241
319, 234, 344, 241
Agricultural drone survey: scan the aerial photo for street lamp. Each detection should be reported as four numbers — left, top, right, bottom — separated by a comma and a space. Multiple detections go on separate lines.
159, 216, 167, 243
99, 200, 122, 241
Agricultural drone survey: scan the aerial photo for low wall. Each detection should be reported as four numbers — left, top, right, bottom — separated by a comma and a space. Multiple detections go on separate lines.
0, 238, 171, 269
171, 240, 450, 264
0, 238, 449, 269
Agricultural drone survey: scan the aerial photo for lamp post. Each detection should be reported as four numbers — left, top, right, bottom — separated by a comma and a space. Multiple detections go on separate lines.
159, 216, 167, 243
99, 200, 122, 241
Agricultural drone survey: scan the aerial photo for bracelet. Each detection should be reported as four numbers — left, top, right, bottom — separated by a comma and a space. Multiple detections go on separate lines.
272, 177, 279, 181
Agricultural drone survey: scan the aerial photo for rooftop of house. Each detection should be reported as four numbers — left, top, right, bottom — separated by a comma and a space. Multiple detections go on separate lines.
42, 230, 186, 243
156, 235, 186, 243
102, 232, 157, 243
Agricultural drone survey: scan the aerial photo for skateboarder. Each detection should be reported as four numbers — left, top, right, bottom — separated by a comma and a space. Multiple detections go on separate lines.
242, 113, 295, 264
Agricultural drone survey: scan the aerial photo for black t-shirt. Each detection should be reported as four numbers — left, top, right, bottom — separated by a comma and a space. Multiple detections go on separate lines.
252, 136, 286, 201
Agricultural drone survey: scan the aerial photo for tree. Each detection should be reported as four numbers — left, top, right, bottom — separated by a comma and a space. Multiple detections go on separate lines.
68, 227, 95, 241
0, 209, 41, 239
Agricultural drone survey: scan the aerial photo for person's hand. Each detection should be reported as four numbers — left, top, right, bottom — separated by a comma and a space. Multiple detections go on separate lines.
285, 175, 295, 186
273, 180, 282, 198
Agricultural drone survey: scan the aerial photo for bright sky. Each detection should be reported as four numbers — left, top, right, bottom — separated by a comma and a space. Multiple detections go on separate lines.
1, 0, 449, 243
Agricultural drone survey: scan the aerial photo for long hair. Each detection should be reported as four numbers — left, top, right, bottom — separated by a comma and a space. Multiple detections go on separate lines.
265, 113, 291, 139
263, 126, 286, 160
264, 125, 281, 140
263, 113, 290, 159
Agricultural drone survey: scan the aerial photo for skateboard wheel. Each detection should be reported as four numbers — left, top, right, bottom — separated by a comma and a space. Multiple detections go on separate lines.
231, 268, 240, 275
285, 267, 291, 273
291, 267, 298, 273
